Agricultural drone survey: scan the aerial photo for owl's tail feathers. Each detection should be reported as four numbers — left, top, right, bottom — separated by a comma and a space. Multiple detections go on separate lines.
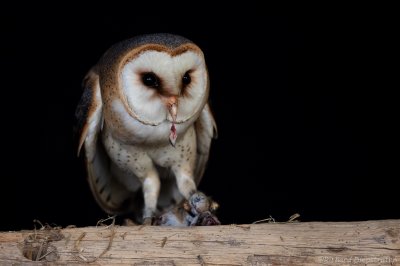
86, 141, 141, 217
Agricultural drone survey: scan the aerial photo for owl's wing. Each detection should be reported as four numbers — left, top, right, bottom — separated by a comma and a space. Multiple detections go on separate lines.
76, 69, 137, 215
194, 104, 218, 184
76, 69, 103, 158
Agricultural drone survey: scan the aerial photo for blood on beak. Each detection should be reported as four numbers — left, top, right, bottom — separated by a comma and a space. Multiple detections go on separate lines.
170, 123, 177, 147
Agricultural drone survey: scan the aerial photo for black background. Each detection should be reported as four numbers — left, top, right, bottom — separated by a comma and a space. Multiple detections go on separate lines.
1, 13, 398, 231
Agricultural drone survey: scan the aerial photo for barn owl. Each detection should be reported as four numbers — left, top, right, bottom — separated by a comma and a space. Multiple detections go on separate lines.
75, 33, 217, 225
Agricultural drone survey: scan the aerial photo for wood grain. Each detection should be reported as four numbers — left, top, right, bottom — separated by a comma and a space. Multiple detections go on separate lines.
0, 220, 399, 265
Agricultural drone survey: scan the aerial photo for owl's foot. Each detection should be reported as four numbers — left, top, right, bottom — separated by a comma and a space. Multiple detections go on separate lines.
142, 217, 154, 225
123, 218, 138, 226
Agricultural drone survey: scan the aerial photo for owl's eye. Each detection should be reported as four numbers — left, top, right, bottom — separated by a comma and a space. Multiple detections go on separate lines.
141, 72, 160, 88
182, 71, 191, 86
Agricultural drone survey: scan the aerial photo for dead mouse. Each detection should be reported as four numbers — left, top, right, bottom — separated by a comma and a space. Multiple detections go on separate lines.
155, 192, 220, 226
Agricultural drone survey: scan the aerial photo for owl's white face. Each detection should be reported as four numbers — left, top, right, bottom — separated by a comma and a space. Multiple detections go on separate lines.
120, 50, 208, 126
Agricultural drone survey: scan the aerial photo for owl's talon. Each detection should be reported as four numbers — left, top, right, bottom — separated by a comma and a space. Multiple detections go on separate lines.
188, 190, 196, 197
142, 217, 154, 225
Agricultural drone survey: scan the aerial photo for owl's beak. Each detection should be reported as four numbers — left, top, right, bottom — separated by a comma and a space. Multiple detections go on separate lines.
169, 102, 177, 122
167, 97, 178, 147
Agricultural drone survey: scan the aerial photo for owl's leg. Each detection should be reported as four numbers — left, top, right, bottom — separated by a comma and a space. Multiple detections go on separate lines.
141, 170, 161, 225
170, 127, 197, 200
173, 169, 197, 199
119, 152, 160, 225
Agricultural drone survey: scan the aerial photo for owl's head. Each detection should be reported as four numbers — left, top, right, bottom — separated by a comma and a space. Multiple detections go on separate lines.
99, 33, 209, 145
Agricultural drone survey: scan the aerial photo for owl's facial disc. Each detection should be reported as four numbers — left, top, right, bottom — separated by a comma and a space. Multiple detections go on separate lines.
120, 49, 208, 132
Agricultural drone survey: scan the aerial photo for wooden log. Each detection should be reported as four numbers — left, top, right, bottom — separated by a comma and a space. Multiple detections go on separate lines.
0, 220, 399, 265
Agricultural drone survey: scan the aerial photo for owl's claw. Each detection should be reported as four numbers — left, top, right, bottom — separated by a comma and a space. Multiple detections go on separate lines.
143, 217, 154, 225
